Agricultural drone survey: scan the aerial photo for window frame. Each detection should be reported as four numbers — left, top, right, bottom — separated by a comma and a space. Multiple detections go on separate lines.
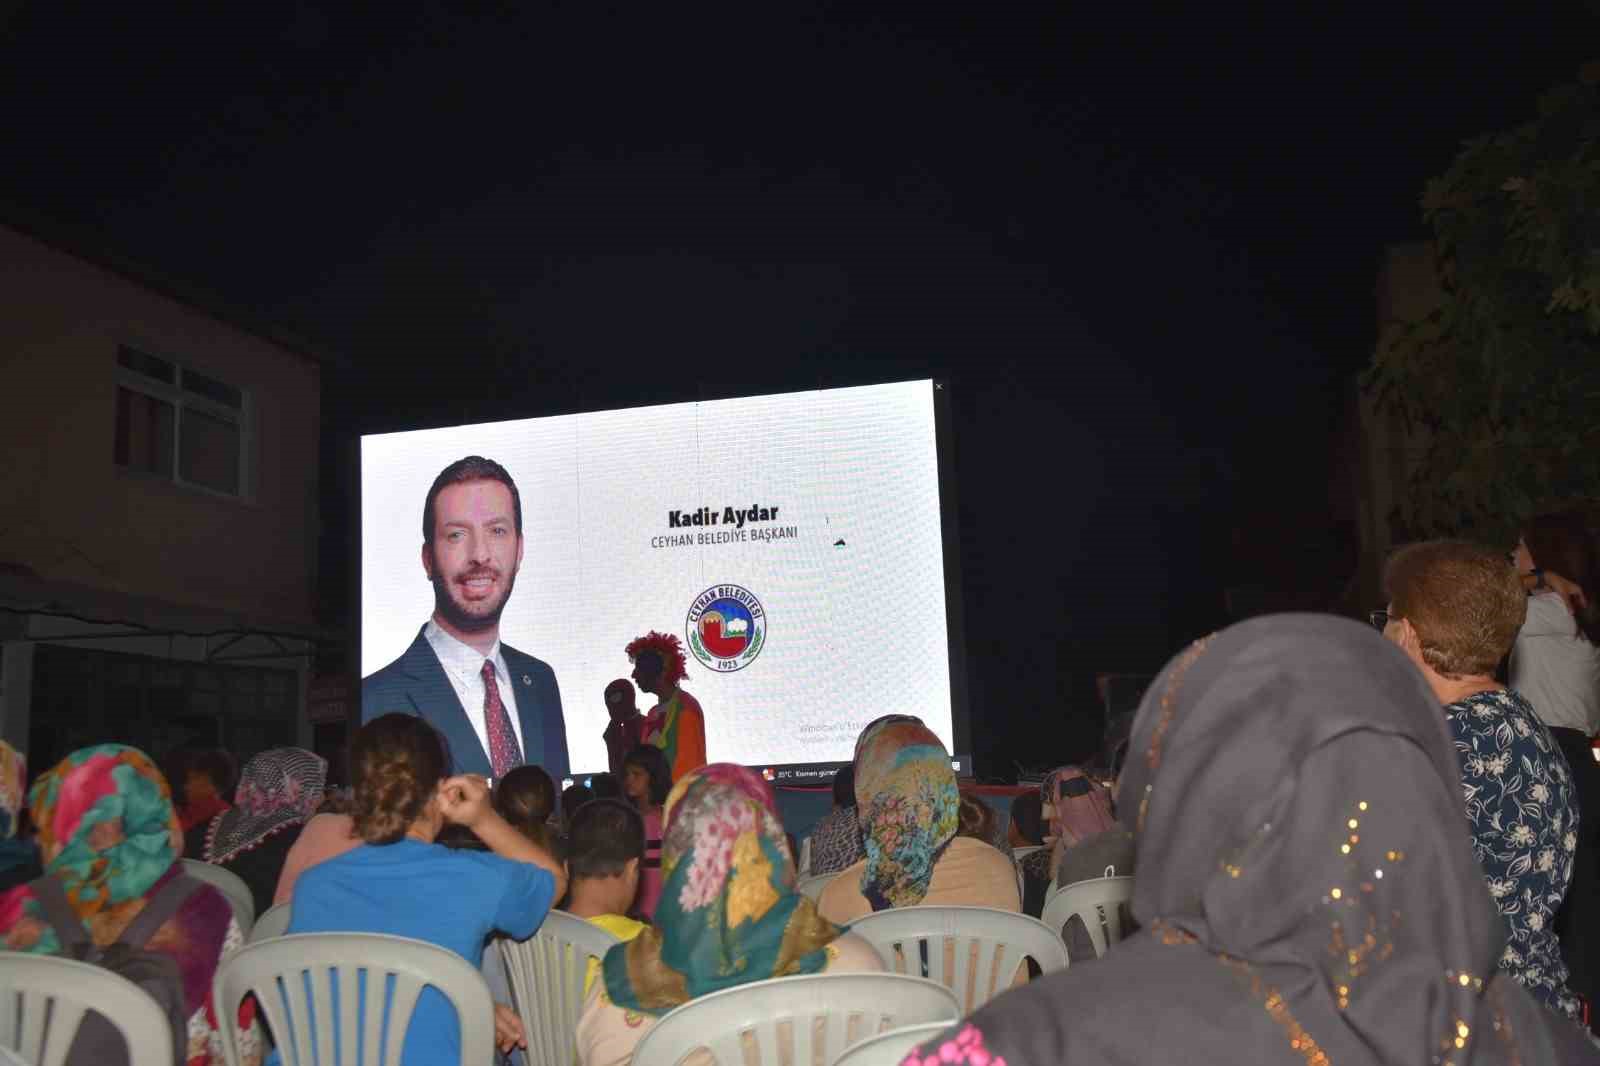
114, 343, 255, 501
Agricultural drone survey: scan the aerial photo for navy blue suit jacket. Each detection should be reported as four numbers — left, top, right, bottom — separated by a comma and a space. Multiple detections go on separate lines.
361, 626, 571, 782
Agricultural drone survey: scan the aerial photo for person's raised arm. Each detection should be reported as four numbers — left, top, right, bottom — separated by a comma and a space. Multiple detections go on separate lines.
438, 774, 568, 899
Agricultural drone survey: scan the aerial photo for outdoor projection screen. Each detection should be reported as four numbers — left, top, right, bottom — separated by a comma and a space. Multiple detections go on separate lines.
360, 379, 963, 776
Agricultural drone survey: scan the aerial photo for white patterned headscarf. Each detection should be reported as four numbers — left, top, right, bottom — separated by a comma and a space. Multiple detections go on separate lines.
203, 747, 326, 864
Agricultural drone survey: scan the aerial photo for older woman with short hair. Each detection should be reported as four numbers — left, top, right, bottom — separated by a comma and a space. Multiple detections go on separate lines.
1382, 539, 1582, 1019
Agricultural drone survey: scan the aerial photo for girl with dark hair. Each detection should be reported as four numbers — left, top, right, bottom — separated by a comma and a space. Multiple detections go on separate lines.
493, 764, 558, 852
621, 745, 671, 919
287, 713, 567, 1063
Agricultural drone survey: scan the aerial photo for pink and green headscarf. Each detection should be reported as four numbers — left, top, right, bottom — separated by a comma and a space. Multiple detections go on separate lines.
602, 763, 844, 1015
853, 716, 960, 911
1, 744, 182, 954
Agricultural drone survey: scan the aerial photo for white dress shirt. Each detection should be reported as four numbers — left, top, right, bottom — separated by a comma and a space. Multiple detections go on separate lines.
424, 619, 526, 769
1511, 592, 1600, 735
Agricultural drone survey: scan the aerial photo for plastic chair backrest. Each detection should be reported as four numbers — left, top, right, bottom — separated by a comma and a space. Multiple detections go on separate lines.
1040, 876, 1134, 958
0, 953, 176, 1066
846, 906, 1068, 1013
211, 932, 495, 1066
797, 872, 836, 901
798, 836, 814, 877
249, 901, 292, 943
180, 858, 256, 937
497, 911, 622, 1066
630, 972, 960, 1066
831, 1021, 955, 1066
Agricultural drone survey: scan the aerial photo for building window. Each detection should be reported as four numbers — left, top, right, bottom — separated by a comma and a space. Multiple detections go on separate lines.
114, 345, 250, 497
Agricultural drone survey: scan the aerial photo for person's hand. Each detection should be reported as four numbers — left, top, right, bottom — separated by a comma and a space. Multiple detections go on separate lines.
437, 774, 493, 829
494, 1003, 527, 1053
1544, 569, 1590, 612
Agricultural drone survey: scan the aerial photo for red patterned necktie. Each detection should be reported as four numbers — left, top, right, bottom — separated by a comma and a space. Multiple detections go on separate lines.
480, 660, 523, 778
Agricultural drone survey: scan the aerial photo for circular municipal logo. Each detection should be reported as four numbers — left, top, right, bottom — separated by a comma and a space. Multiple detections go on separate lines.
686, 584, 766, 672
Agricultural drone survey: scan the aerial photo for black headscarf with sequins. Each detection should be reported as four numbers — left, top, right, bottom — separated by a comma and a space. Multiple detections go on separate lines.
907, 614, 1599, 1066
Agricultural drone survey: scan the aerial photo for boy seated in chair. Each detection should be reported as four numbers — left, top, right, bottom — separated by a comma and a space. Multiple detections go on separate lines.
561, 798, 648, 991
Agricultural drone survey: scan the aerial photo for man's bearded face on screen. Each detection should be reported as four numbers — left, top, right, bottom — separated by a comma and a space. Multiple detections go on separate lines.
423, 478, 523, 634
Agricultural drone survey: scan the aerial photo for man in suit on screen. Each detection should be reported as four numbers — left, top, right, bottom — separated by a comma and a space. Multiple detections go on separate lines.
362, 455, 570, 782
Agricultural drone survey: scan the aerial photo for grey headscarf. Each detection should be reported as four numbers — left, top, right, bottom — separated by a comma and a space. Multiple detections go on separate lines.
911, 615, 1598, 1065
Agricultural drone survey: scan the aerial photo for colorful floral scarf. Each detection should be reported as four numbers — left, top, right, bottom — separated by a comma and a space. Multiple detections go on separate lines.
853, 716, 959, 910
1, 744, 237, 1022
204, 747, 326, 865
602, 763, 843, 1015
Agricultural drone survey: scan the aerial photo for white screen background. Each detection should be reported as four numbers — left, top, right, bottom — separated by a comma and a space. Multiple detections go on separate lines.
361, 380, 953, 774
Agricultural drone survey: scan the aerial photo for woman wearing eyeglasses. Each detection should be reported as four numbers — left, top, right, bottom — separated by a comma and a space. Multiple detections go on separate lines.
1380, 539, 1583, 1022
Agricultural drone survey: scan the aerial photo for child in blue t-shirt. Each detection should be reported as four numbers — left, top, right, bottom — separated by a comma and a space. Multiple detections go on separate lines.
287, 713, 567, 1065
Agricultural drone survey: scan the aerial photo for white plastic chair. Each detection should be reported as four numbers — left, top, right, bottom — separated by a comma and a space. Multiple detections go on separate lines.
832, 1021, 955, 1066
497, 910, 621, 1066
212, 932, 495, 1066
1040, 875, 1134, 958
181, 857, 256, 937
798, 835, 814, 877
846, 905, 1068, 1012
0, 954, 175, 1066
629, 972, 961, 1066
797, 872, 836, 901
249, 900, 292, 943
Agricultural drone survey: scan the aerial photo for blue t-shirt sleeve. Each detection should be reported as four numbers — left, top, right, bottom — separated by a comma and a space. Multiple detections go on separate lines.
489, 858, 557, 941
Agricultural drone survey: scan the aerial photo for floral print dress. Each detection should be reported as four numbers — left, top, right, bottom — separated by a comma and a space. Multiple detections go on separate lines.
1446, 688, 1581, 1018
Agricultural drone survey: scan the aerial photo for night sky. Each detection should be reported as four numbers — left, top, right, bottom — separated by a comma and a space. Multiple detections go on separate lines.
2, 2, 1593, 776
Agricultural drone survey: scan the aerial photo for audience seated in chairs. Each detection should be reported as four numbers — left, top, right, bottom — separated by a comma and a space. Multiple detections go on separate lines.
818, 716, 1019, 924
908, 615, 1600, 1065
196, 747, 327, 920
576, 764, 883, 1066
561, 798, 648, 993
0, 744, 263, 1066
285, 713, 567, 1063
0, 740, 39, 895
805, 763, 865, 876
620, 745, 671, 920
1382, 540, 1584, 1020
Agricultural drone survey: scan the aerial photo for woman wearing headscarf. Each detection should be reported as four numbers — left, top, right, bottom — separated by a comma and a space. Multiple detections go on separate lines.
198, 747, 326, 918
0, 744, 262, 1066
0, 740, 39, 894
904, 615, 1599, 1066
576, 763, 883, 1066
817, 716, 1018, 923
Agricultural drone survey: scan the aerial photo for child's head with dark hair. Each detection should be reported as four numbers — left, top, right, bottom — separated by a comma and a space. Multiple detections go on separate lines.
957, 792, 996, 843
349, 713, 451, 845
177, 747, 238, 808
561, 782, 594, 828
495, 765, 557, 850
621, 746, 672, 809
563, 798, 644, 919
831, 764, 856, 810
588, 772, 622, 802
1008, 791, 1044, 847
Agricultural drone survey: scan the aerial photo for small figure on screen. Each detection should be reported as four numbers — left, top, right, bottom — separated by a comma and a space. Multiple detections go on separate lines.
602, 679, 646, 776
361, 455, 570, 782
625, 631, 706, 782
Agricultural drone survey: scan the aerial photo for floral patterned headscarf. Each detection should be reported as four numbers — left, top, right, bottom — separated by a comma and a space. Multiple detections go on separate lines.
2, 744, 183, 954
601, 763, 844, 1016
203, 747, 326, 864
853, 716, 959, 910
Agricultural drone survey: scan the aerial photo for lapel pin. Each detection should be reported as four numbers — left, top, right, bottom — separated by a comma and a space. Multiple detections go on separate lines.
522, 674, 532, 685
